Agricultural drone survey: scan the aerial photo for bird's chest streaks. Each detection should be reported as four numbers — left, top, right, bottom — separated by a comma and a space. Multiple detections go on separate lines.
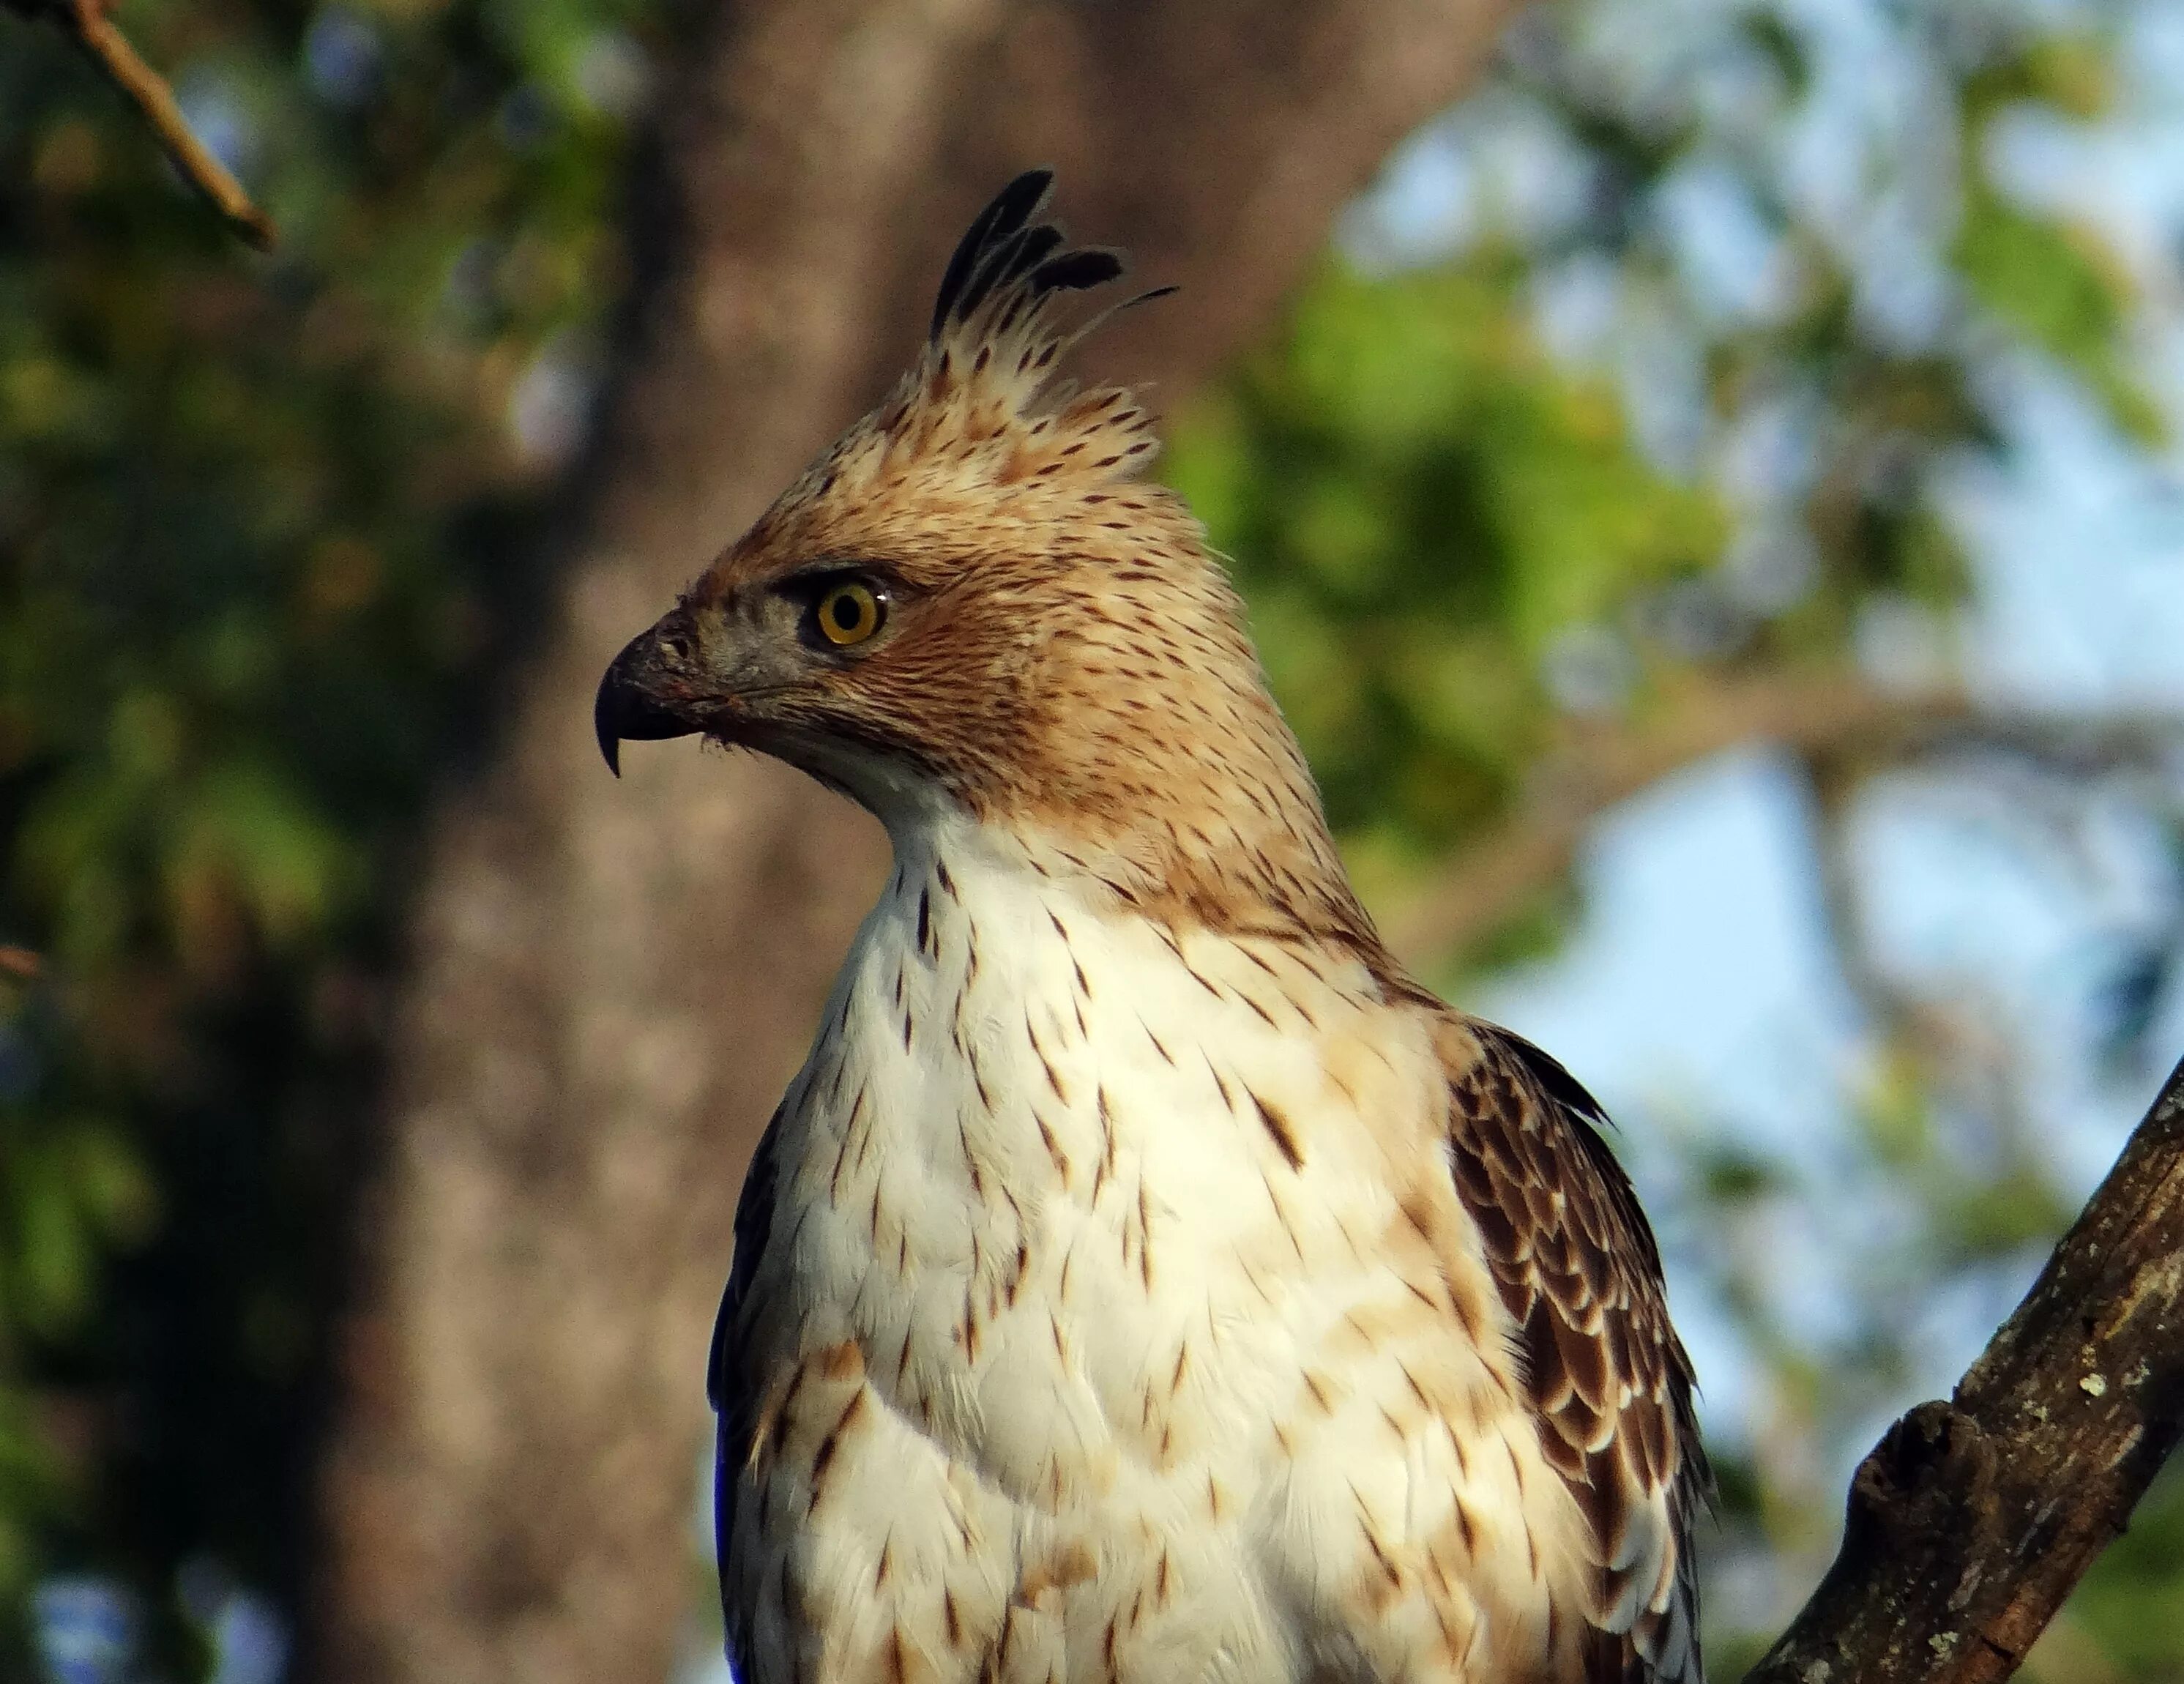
724, 840, 1574, 1684
772, 849, 1354, 1502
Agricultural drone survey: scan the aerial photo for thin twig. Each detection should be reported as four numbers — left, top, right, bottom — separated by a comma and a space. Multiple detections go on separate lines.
8, 0, 275, 247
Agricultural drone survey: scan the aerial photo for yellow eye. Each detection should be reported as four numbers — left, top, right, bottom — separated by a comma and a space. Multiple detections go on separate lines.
813, 580, 884, 647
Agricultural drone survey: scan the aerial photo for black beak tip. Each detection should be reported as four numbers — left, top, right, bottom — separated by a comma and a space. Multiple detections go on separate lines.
595, 626, 701, 778
595, 685, 625, 778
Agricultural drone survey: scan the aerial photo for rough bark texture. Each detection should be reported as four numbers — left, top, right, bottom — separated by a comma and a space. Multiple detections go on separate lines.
1747, 1056, 2184, 1684
310, 3, 1519, 1680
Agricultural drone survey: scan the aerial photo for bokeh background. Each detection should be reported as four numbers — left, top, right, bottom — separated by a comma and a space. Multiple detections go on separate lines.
4, 0, 2184, 1678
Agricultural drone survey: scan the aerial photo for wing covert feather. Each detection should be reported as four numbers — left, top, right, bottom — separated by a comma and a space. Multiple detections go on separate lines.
1441, 1018, 1708, 1684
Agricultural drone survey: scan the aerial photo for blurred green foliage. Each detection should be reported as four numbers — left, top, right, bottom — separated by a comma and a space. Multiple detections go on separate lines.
1, 0, 2180, 1677
1172, 258, 1723, 880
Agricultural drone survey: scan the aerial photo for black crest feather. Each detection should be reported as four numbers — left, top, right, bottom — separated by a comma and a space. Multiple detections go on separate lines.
928, 170, 1140, 345
931, 169, 1053, 342
1029, 249, 1125, 297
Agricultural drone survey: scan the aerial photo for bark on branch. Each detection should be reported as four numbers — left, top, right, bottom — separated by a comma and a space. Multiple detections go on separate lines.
1748, 1055, 2184, 1684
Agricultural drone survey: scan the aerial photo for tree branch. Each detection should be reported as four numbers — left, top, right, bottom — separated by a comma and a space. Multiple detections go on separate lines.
7, 0, 275, 247
1382, 669, 2182, 969
1747, 1054, 2184, 1684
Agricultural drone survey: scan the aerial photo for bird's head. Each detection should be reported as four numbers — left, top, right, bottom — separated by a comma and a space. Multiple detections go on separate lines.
597, 171, 1373, 945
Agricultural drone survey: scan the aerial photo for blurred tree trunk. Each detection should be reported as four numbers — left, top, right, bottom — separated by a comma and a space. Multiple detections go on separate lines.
310, 2, 1521, 1680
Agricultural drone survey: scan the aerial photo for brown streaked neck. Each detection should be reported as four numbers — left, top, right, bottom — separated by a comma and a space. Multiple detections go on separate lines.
996, 710, 1388, 968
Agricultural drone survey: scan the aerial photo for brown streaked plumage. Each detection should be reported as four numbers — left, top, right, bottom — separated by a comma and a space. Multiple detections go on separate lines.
602, 171, 1707, 1684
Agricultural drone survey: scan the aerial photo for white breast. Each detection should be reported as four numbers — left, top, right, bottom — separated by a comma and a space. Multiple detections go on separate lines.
721, 818, 1592, 1684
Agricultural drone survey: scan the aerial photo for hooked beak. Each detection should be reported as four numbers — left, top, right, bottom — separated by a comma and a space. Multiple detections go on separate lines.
595, 618, 702, 776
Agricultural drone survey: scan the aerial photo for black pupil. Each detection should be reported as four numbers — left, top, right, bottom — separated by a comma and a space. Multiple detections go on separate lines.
830, 593, 863, 633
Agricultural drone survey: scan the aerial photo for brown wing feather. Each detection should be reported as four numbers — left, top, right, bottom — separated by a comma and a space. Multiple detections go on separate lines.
1442, 1018, 1708, 1684
709, 1103, 786, 1674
